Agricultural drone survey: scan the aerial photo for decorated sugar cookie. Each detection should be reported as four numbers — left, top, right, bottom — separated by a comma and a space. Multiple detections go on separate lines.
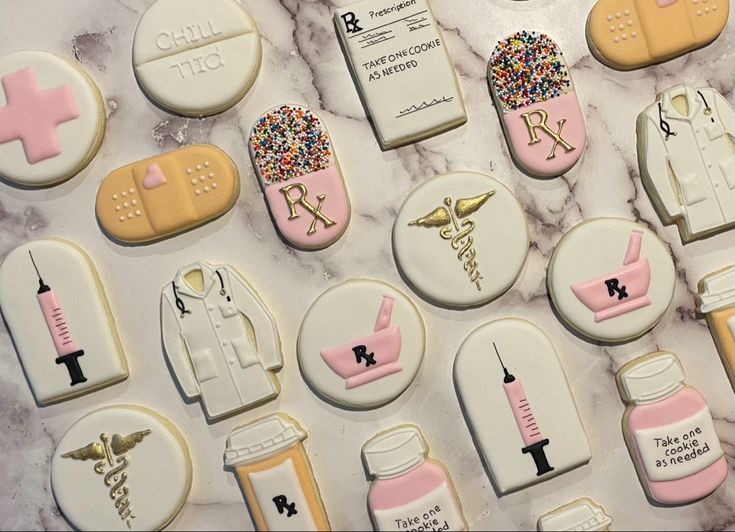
161, 261, 282, 420
362, 425, 467, 532
298, 279, 425, 409
0, 239, 128, 405
488, 31, 586, 178
0, 50, 105, 186
225, 413, 331, 531
51, 405, 192, 531
454, 318, 591, 494
696, 265, 735, 389
133, 0, 261, 117
96, 144, 239, 244
249, 105, 350, 250
547, 218, 675, 343
537, 498, 612, 532
587, 0, 729, 70
637, 85, 735, 244
333, 0, 467, 150
393, 171, 528, 308
617, 352, 727, 504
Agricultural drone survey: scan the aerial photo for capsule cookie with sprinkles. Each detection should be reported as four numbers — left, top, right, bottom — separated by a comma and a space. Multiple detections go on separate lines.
249, 104, 350, 250
488, 31, 586, 178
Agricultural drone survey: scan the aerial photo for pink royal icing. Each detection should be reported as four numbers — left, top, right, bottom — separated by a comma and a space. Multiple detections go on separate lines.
0, 67, 79, 164
142, 163, 168, 189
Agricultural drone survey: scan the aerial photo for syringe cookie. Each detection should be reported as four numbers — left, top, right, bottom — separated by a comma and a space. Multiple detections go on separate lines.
0, 239, 128, 405
96, 144, 239, 244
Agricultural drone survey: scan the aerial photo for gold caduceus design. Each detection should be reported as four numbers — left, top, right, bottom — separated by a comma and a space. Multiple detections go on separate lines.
61, 429, 152, 528
409, 190, 495, 291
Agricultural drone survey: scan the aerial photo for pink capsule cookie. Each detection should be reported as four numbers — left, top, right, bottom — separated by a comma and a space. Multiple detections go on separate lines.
249, 104, 350, 250
488, 31, 587, 178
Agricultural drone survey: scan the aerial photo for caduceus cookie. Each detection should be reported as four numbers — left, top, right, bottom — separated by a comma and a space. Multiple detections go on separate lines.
249, 104, 351, 250
488, 31, 586, 178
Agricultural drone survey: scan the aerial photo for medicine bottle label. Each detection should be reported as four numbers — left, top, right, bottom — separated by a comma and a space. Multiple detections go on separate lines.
372, 481, 465, 531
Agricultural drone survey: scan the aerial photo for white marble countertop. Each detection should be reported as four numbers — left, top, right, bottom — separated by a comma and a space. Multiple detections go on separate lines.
0, 0, 733, 530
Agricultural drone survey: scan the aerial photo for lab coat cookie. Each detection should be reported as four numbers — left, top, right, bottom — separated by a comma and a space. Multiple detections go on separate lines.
637, 85, 735, 244
454, 318, 591, 495
0, 239, 128, 405
586, 0, 729, 70
488, 31, 586, 178
161, 261, 282, 420
96, 144, 239, 244
297, 279, 425, 409
0, 50, 105, 187
547, 218, 675, 344
51, 404, 192, 531
249, 104, 350, 250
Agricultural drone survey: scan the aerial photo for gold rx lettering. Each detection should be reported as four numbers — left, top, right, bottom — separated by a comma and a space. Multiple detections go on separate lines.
279, 183, 336, 235
520, 110, 575, 160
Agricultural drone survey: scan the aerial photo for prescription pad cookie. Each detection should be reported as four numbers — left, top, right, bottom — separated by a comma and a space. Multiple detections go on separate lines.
454, 318, 591, 494
0, 239, 128, 405
298, 279, 425, 409
393, 171, 528, 308
249, 104, 350, 250
586, 0, 729, 70
547, 218, 675, 344
0, 50, 105, 187
96, 144, 239, 244
637, 85, 735, 244
488, 31, 586, 178
133, 0, 261, 117
51, 405, 192, 531
161, 261, 282, 420
225, 413, 331, 531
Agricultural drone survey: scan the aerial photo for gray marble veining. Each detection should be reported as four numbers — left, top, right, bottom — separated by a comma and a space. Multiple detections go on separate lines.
0, 0, 734, 530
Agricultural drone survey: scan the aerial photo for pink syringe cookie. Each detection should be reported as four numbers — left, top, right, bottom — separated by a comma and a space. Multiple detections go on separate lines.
488, 31, 586, 178
249, 104, 350, 250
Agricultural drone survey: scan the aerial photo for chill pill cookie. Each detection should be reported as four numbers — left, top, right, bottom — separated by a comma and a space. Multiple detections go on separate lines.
333, 0, 467, 150
0, 50, 105, 187
298, 279, 425, 409
537, 498, 612, 532
51, 405, 192, 531
617, 351, 727, 504
96, 144, 239, 244
249, 104, 350, 250
586, 0, 729, 70
547, 218, 675, 344
362, 425, 467, 532
224, 413, 331, 531
393, 171, 528, 308
488, 31, 586, 178
637, 85, 735, 244
0, 239, 128, 405
454, 318, 592, 494
133, 0, 261, 117
161, 261, 283, 420
696, 265, 735, 389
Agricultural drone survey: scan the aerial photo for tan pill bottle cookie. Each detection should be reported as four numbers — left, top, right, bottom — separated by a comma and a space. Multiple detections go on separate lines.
224, 413, 331, 531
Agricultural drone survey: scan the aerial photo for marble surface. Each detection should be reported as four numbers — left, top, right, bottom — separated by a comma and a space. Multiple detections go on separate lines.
0, 0, 734, 530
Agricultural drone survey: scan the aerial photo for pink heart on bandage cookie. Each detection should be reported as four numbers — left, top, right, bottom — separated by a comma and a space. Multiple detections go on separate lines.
143, 163, 167, 189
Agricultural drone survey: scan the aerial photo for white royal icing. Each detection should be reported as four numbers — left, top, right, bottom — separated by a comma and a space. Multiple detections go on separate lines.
372, 481, 465, 532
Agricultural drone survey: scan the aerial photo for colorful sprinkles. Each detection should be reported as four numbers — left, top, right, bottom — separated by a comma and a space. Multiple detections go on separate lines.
250, 105, 332, 184
489, 31, 571, 111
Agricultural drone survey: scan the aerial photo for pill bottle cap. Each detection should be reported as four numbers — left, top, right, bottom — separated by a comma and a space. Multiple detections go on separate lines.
362, 425, 428, 480
537, 498, 612, 531
697, 266, 735, 314
224, 413, 306, 467
618, 352, 685, 405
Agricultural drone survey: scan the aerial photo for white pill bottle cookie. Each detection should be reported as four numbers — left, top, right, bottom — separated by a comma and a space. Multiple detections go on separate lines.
133, 0, 261, 116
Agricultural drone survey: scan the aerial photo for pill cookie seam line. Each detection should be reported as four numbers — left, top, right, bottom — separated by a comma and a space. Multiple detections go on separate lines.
135, 29, 256, 68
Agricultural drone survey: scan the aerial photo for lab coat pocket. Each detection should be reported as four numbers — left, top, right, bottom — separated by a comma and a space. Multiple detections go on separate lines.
679, 173, 707, 205
720, 157, 735, 189
191, 348, 219, 381
219, 303, 238, 318
232, 337, 259, 368
706, 122, 726, 141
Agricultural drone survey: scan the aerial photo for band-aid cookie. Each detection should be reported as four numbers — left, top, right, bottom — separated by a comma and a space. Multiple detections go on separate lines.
96, 144, 239, 244
586, 0, 729, 70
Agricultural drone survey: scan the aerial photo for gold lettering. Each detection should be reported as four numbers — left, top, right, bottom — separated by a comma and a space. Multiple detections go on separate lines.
279, 183, 336, 235
520, 110, 575, 160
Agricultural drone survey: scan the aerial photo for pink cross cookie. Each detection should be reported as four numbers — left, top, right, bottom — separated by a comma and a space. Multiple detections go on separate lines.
0, 66, 80, 164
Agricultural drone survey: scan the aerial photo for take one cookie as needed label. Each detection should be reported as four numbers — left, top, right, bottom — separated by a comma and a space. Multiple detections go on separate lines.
335, 0, 465, 148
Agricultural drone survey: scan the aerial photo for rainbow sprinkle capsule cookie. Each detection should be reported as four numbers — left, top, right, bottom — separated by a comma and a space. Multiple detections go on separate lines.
488, 31, 586, 178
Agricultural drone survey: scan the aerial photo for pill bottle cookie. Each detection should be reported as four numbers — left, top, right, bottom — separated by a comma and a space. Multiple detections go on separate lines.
696, 265, 735, 389
0, 50, 105, 187
133, 0, 261, 117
